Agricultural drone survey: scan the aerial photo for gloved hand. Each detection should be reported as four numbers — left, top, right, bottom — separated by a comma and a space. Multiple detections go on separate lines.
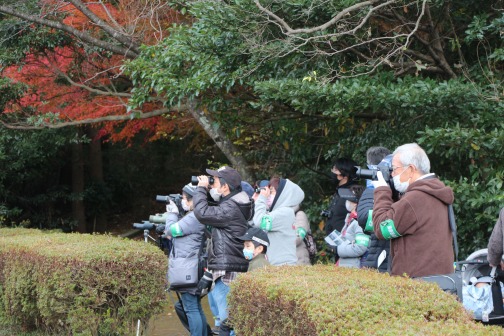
371, 171, 389, 188
165, 202, 179, 214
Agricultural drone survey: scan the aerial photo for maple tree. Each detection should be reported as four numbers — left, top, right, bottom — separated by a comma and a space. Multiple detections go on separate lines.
0, 0, 192, 143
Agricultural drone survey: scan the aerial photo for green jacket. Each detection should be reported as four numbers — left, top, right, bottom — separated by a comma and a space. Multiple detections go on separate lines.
248, 254, 270, 272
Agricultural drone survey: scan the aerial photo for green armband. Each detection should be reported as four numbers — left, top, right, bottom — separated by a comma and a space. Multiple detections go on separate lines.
297, 227, 307, 239
260, 214, 273, 231
170, 223, 183, 237
355, 233, 370, 247
364, 210, 374, 233
379, 219, 401, 240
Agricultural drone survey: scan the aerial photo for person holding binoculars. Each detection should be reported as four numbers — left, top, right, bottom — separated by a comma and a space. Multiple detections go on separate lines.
193, 166, 253, 336
164, 183, 209, 336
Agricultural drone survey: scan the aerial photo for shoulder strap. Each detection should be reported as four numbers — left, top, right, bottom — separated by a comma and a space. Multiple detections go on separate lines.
448, 204, 459, 262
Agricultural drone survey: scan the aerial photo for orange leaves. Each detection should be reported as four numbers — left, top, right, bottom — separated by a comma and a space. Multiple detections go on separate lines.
58, 1, 120, 31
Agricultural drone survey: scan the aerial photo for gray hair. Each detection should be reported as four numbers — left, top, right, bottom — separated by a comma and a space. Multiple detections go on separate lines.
393, 143, 430, 174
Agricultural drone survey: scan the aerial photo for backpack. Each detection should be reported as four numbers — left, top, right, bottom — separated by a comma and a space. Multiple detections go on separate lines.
303, 231, 318, 264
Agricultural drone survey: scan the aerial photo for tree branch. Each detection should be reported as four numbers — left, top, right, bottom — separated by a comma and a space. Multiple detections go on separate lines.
52, 67, 132, 98
0, 5, 138, 59
0, 108, 175, 130
67, 0, 140, 54
254, 0, 391, 35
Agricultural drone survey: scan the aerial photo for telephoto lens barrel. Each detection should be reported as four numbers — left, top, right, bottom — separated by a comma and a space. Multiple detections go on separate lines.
149, 214, 168, 223
156, 195, 170, 203
355, 167, 378, 180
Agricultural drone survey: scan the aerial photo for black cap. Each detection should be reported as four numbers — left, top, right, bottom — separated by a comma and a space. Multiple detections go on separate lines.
338, 188, 359, 203
237, 227, 270, 247
206, 166, 242, 189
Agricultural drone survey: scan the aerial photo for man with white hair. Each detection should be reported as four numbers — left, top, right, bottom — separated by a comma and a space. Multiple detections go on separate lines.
371, 143, 454, 277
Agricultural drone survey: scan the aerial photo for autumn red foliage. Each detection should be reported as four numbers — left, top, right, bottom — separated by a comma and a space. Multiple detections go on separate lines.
3, 0, 191, 144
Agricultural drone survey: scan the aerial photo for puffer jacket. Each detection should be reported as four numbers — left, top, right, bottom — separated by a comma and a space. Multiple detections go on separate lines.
165, 211, 206, 295
193, 187, 252, 272
337, 214, 368, 268
358, 187, 389, 272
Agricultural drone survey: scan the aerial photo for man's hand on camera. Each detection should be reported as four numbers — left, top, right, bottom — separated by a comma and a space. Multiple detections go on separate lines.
371, 171, 388, 188
197, 175, 209, 188
166, 202, 179, 214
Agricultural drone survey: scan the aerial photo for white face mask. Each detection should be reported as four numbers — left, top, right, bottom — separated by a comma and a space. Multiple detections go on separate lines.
393, 167, 410, 193
209, 187, 222, 202
345, 200, 355, 212
181, 199, 191, 211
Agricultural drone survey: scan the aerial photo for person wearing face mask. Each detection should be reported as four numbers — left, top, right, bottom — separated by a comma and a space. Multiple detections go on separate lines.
193, 166, 253, 336
334, 185, 368, 268
164, 183, 210, 336
253, 177, 304, 266
323, 158, 359, 235
371, 143, 455, 278
237, 227, 270, 271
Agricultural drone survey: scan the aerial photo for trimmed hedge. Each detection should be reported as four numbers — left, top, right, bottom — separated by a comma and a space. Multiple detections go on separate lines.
0, 228, 167, 335
228, 265, 502, 335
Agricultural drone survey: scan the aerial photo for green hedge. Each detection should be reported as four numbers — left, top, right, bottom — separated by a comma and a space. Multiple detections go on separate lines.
228, 265, 502, 335
0, 228, 167, 335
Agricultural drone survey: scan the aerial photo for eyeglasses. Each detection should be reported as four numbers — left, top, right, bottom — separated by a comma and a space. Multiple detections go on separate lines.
392, 165, 409, 172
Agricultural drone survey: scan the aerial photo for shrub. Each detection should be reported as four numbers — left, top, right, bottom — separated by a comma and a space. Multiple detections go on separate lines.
228, 265, 502, 335
0, 228, 167, 335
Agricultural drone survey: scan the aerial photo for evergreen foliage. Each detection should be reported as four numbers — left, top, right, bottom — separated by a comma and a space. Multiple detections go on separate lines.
228, 265, 502, 335
0, 228, 167, 335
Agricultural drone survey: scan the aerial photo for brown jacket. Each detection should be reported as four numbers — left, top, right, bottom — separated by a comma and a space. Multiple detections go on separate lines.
487, 208, 504, 266
373, 176, 454, 277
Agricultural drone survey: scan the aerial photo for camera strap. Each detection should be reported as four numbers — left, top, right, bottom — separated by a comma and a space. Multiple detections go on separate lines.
448, 204, 459, 262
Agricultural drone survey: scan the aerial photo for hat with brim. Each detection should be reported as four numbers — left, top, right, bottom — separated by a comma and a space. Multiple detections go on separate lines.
237, 227, 270, 247
338, 188, 359, 203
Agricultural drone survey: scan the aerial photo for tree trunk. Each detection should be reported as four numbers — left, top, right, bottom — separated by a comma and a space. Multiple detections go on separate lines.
188, 103, 254, 183
72, 128, 87, 233
87, 126, 107, 233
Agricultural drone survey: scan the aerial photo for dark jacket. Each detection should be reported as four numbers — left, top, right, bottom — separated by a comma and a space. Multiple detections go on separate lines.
373, 176, 454, 278
325, 180, 358, 234
193, 187, 252, 273
357, 187, 389, 272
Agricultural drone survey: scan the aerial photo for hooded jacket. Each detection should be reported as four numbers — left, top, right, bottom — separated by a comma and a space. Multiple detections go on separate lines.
253, 179, 304, 266
193, 187, 252, 272
372, 176, 454, 278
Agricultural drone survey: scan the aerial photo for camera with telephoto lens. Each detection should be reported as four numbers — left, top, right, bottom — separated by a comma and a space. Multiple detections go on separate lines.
191, 175, 215, 186
354, 163, 392, 183
156, 194, 185, 215
354, 162, 400, 200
